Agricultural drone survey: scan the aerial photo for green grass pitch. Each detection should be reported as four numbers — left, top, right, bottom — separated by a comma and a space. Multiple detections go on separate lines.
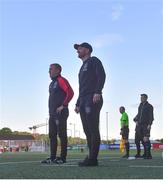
0, 149, 163, 179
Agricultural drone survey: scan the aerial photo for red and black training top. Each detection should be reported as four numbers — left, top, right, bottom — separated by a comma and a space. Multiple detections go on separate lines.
49, 75, 74, 115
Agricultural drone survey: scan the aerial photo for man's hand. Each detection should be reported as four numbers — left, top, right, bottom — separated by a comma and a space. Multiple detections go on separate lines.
56, 105, 64, 114
133, 117, 138, 122
147, 125, 151, 131
93, 94, 101, 104
74, 106, 80, 114
120, 129, 123, 135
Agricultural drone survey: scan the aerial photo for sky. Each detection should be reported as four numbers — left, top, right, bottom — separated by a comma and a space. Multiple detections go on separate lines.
0, 0, 163, 140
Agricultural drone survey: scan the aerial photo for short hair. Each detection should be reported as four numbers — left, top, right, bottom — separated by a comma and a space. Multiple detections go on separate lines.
141, 94, 148, 99
120, 106, 125, 111
51, 63, 62, 73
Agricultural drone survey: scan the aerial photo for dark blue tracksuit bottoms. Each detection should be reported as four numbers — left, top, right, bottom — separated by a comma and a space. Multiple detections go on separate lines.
49, 108, 69, 160
79, 94, 103, 160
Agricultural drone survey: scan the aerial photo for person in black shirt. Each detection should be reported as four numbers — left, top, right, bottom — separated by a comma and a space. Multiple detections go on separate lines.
134, 94, 154, 159
41, 63, 74, 164
74, 42, 106, 166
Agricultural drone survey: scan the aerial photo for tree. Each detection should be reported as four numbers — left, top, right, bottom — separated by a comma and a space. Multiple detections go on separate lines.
12, 131, 31, 135
156, 139, 163, 143
0, 127, 12, 135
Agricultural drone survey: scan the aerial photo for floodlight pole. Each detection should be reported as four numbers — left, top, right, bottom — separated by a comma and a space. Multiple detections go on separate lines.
46, 118, 48, 135
106, 112, 109, 144
67, 129, 72, 137
69, 123, 76, 138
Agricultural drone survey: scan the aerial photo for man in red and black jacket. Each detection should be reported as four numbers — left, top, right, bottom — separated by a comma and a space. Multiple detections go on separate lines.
41, 63, 74, 164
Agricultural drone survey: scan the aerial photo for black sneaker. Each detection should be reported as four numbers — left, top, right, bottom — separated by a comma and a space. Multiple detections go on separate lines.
144, 155, 152, 159
141, 154, 146, 158
78, 157, 98, 167
135, 154, 142, 158
78, 156, 88, 166
41, 157, 55, 164
122, 154, 129, 158
53, 157, 66, 164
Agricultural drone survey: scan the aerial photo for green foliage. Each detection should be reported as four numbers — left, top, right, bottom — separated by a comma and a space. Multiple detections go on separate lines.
155, 139, 163, 143
0, 127, 12, 135
35, 134, 49, 142
101, 139, 116, 144
12, 131, 31, 135
68, 137, 86, 145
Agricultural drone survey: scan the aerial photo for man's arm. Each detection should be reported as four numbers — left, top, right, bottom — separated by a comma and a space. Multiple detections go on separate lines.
92, 57, 106, 103
75, 97, 80, 113
148, 105, 154, 125
133, 105, 141, 123
57, 77, 74, 113
92, 57, 106, 94
147, 105, 154, 130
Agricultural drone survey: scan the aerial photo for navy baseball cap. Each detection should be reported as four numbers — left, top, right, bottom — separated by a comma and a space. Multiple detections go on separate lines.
141, 94, 148, 98
74, 42, 93, 53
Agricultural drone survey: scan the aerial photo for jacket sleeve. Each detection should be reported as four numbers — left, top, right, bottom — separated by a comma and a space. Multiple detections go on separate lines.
148, 105, 154, 125
133, 104, 141, 122
92, 57, 106, 94
76, 97, 80, 107
58, 76, 74, 106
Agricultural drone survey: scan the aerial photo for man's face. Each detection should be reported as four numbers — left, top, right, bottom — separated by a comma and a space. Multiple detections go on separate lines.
49, 65, 60, 79
119, 107, 124, 114
77, 46, 90, 58
141, 96, 147, 103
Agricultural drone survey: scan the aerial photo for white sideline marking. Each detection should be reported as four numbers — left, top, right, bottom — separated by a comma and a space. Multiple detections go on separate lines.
0, 156, 119, 166
130, 165, 163, 168
127, 157, 135, 160
41, 164, 78, 167
110, 160, 119, 162
0, 160, 39, 165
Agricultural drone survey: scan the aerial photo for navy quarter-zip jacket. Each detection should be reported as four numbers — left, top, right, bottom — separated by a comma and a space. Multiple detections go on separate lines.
134, 101, 154, 125
76, 56, 106, 106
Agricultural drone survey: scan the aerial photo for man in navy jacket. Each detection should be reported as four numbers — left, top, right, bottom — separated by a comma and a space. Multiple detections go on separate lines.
74, 42, 106, 166
134, 94, 154, 159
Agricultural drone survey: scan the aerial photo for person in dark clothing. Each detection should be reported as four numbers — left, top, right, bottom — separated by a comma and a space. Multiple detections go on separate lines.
41, 63, 74, 164
74, 42, 106, 166
134, 94, 154, 159
119, 106, 130, 158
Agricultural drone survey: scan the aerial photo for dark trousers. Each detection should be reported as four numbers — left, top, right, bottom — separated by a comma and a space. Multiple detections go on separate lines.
135, 124, 151, 156
121, 127, 130, 156
79, 95, 103, 160
49, 108, 69, 160
135, 125, 143, 155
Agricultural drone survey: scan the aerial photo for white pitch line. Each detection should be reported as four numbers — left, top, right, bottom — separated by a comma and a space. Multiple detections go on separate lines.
0, 160, 39, 165
0, 156, 119, 166
130, 165, 163, 168
41, 164, 78, 167
110, 160, 119, 162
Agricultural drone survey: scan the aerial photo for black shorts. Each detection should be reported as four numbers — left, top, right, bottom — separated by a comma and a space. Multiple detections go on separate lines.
135, 124, 151, 141
121, 126, 129, 140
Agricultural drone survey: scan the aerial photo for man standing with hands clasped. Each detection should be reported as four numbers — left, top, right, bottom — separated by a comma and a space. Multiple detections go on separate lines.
134, 94, 154, 159
41, 63, 74, 164
74, 42, 106, 166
